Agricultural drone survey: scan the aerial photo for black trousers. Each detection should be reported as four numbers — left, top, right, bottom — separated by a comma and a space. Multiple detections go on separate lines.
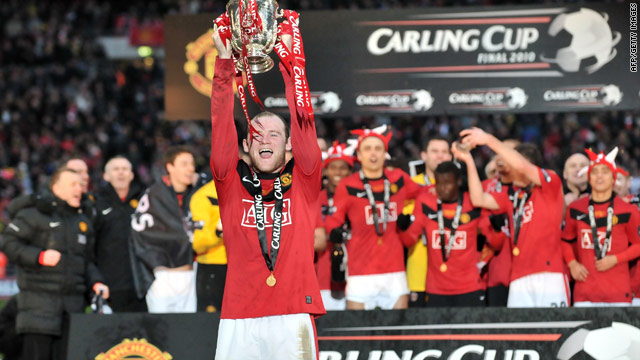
487, 285, 509, 307
408, 291, 427, 308
425, 290, 486, 307
22, 327, 67, 360
108, 289, 148, 312
196, 263, 227, 312
23, 334, 56, 360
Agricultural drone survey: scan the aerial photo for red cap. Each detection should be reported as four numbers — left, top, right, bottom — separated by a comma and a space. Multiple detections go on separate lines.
324, 141, 354, 168
584, 147, 628, 181
351, 125, 392, 151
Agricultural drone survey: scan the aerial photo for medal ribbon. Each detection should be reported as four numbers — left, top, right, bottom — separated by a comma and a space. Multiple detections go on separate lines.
437, 196, 464, 262
511, 186, 531, 249
588, 197, 615, 260
359, 171, 390, 237
248, 172, 284, 273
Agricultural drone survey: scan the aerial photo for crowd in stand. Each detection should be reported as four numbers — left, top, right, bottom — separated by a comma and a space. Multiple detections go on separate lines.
2, 0, 640, 229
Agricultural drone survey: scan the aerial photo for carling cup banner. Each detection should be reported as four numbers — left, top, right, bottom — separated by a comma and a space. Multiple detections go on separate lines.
164, 3, 640, 119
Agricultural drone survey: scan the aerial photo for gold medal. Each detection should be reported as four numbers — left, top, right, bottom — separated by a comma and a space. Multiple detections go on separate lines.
266, 273, 276, 287
512, 247, 520, 256
377, 237, 383, 245
440, 263, 448, 272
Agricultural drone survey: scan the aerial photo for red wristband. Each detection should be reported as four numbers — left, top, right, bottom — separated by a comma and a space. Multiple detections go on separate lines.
38, 251, 46, 265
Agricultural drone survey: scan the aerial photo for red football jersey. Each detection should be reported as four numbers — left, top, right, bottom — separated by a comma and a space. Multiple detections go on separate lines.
325, 169, 422, 276
631, 260, 640, 299
401, 192, 487, 295
210, 59, 325, 319
482, 178, 512, 288
490, 168, 565, 281
562, 195, 640, 303
316, 190, 331, 290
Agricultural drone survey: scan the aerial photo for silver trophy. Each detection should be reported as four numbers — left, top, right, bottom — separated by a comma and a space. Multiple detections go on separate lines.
226, 0, 280, 73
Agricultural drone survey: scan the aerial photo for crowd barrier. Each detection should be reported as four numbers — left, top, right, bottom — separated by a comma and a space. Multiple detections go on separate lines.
68, 307, 640, 359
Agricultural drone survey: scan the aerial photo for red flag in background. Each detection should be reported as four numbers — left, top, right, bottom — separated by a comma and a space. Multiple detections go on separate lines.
129, 19, 164, 47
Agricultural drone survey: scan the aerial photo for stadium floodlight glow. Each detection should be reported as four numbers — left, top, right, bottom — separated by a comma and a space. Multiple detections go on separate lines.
137, 46, 153, 58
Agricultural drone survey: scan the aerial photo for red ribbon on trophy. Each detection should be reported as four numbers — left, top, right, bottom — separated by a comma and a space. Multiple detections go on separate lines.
273, 10, 314, 128
214, 7, 261, 140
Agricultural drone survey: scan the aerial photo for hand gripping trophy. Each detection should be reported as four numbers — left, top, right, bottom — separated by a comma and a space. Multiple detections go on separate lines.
216, 0, 281, 74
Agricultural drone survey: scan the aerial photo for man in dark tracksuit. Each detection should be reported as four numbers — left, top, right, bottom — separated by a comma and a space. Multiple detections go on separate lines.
0, 167, 108, 360
94, 156, 147, 312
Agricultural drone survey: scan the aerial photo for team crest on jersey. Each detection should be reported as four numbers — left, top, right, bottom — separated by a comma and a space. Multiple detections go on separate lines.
241, 199, 293, 228
280, 173, 292, 187
390, 183, 398, 194
613, 215, 619, 225
580, 229, 612, 251
365, 203, 398, 225
431, 230, 467, 250
130, 199, 139, 209
78, 221, 88, 232
460, 213, 471, 224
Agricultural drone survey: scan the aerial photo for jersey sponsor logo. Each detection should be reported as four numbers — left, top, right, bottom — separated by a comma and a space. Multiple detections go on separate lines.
576, 214, 587, 221
241, 199, 293, 228
101, 207, 113, 215
356, 191, 368, 198
580, 229, 612, 252
49, 222, 61, 228
8, 223, 20, 232
364, 202, 398, 225
431, 230, 467, 250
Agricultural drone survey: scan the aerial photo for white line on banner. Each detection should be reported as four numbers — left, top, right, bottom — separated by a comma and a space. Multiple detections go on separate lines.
412, 71, 564, 78
323, 320, 592, 332
409, 8, 567, 19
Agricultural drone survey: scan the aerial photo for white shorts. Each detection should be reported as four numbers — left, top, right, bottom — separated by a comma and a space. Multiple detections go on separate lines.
146, 268, 196, 313
215, 313, 317, 360
574, 301, 631, 307
345, 271, 409, 310
320, 290, 346, 311
507, 272, 570, 308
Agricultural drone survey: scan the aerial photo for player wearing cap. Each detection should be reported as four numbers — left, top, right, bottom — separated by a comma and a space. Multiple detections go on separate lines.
562, 148, 640, 306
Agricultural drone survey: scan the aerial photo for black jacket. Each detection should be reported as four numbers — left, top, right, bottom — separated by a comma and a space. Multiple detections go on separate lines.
130, 181, 197, 298
0, 191, 103, 336
94, 182, 144, 291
